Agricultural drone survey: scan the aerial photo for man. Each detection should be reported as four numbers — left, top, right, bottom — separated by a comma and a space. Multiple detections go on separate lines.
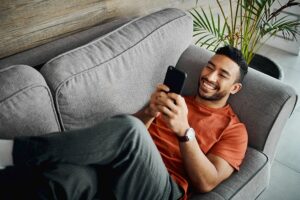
0, 45, 248, 199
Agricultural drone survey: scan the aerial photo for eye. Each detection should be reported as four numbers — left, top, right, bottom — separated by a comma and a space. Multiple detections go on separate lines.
206, 65, 214, 70
219, 73, 228, 79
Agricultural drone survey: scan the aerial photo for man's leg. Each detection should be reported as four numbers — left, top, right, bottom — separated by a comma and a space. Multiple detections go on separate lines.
13, 115, 183, 200
0, 164, 98, 200
0, 166, 40, 199
36, 164, 98, 200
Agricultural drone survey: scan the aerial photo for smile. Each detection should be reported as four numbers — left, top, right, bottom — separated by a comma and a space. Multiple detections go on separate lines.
201, 79, 218, 91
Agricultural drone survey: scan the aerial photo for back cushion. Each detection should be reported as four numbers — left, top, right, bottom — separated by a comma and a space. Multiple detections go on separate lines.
0, 65, 60, 138
41, 8, 193, 131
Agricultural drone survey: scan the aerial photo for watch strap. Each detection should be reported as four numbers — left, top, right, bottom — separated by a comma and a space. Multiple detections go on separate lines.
178, 135, 190, 142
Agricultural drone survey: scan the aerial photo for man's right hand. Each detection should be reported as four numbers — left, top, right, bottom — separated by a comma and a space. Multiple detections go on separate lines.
133, 84, 170, 128
146, 84, 170, 118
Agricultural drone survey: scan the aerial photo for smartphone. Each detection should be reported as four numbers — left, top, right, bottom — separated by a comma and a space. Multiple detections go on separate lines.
163, 66, 187, 95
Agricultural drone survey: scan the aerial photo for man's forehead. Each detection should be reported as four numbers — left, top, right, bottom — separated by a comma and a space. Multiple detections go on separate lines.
209, 54, 239, 71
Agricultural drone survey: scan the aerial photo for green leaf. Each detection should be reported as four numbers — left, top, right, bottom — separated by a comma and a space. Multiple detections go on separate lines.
189, 0, 299, 63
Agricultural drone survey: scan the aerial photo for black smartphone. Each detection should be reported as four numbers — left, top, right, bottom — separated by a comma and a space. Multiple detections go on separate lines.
163, 66, 187, 95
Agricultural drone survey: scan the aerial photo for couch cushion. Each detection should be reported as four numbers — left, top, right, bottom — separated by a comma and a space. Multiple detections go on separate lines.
190, 147, 269, 200
229, 68, 297, 162
0, 65, 60, 138
41, 8, 193, 131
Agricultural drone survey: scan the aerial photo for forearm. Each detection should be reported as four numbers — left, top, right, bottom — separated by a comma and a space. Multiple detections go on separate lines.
179, 140, 218, 193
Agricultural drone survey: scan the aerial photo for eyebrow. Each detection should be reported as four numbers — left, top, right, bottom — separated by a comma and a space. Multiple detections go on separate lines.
208, 61, 215, 67
208, 61, 231, 77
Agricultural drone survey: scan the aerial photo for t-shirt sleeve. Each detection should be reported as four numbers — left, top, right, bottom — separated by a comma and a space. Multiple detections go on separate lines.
208, 123, 248, 170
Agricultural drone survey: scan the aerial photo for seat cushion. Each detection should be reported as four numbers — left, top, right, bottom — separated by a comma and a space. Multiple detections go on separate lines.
40, 8, 193, 131
0, 65, 60, 138
190, 147, 269, 200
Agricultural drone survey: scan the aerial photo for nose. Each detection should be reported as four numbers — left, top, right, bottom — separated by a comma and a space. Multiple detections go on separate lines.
206, 70, 218, 82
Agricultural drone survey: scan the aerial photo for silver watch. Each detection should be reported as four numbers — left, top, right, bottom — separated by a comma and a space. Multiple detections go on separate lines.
177, 128, 195, 142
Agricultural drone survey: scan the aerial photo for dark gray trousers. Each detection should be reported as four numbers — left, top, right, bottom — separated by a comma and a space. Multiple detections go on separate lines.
0, 163, 98, 200
12, 115, 183, 200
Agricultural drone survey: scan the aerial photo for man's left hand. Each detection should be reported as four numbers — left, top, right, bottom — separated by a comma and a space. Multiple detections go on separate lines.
156, 92, 190, 136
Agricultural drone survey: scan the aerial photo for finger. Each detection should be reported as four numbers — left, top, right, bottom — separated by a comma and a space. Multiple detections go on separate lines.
157, 96, 177, 113
157, 105, 173, 117
156, 83, 170, 93
150, 91, 165, 106
155, 92, 173, 106
149, 103, 160, 115
167, 93, 183, 105
155, 91, 168, 103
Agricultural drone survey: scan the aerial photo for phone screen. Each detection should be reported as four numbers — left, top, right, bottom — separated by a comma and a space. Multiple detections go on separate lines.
163, 66, 187, 95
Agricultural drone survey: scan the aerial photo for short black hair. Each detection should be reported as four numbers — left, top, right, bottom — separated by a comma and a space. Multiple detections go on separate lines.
215, 45, 248, 82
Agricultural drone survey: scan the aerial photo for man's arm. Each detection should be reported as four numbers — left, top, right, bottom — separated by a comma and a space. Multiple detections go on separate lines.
155, 92, 234, 192
179, 139, 234, 192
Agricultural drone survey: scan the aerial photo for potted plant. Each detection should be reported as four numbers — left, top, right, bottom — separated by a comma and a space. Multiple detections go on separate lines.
190, 0, 300, 78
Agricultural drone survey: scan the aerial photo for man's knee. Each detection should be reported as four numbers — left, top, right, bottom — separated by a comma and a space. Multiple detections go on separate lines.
114, 115, 148, 134
112, 115, 153, 149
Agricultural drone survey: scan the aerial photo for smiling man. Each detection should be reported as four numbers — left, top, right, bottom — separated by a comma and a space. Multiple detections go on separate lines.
0, 46, 248, 200
137, 45, 249, 199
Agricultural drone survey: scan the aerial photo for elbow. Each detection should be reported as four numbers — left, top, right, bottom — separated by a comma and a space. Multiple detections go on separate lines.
194, 181, 217, 193
197, 185, 215, 193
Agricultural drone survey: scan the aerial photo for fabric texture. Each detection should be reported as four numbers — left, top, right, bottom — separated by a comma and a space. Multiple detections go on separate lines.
40, 8, 193, 131
36, 164, 98, 200
149, 96, 248, 198
12, 115, 183, 200
0, 65, 60, 138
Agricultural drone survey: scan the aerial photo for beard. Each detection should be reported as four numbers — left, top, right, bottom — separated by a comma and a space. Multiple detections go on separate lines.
197, 78, 227, 101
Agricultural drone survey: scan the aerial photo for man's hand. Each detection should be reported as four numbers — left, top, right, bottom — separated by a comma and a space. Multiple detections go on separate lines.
146, 84, 170, 118
133, 84, 170, 128
155, 85, 190, 136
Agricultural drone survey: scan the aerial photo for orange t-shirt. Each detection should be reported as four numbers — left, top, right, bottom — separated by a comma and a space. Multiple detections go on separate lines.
148, 96, 248, 198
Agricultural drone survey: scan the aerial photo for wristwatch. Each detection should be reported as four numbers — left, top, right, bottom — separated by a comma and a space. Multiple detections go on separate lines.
177, 128, 196, 142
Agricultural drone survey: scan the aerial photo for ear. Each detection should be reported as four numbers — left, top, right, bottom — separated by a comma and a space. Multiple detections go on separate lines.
230, 83, 242, 95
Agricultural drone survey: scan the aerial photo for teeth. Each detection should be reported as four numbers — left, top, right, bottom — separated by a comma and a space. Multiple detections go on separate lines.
203, 80, 216, 90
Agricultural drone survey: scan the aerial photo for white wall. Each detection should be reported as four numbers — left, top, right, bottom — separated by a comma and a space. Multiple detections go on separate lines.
265, 2, 300, 55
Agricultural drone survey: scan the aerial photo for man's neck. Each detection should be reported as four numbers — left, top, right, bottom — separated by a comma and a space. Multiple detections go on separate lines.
194, 95, 227, 109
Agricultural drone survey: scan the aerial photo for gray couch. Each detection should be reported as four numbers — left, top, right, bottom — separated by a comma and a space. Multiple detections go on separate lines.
0, 8, 297, 199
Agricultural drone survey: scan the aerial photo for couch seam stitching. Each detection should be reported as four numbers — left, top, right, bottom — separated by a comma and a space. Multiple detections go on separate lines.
54, 11, 188, 93
53, 12, 189, 128
0, 84, 61, 132
260, 94, 293, 152
228, 148, 269, 199
45, 9, 185, 64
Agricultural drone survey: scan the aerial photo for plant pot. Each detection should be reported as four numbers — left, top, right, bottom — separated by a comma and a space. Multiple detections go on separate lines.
249, 54, 283, 80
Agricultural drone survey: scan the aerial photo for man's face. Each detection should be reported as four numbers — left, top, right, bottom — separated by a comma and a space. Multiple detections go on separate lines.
197, 54, 242, 102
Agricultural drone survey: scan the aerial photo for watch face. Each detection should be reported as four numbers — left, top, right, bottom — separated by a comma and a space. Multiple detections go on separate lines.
178, 128, 195, 142
186, 128, 195, 140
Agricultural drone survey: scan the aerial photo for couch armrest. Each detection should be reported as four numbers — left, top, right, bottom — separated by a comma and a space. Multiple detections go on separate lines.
0, 65, 61, 138
176, 44, 298, 163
